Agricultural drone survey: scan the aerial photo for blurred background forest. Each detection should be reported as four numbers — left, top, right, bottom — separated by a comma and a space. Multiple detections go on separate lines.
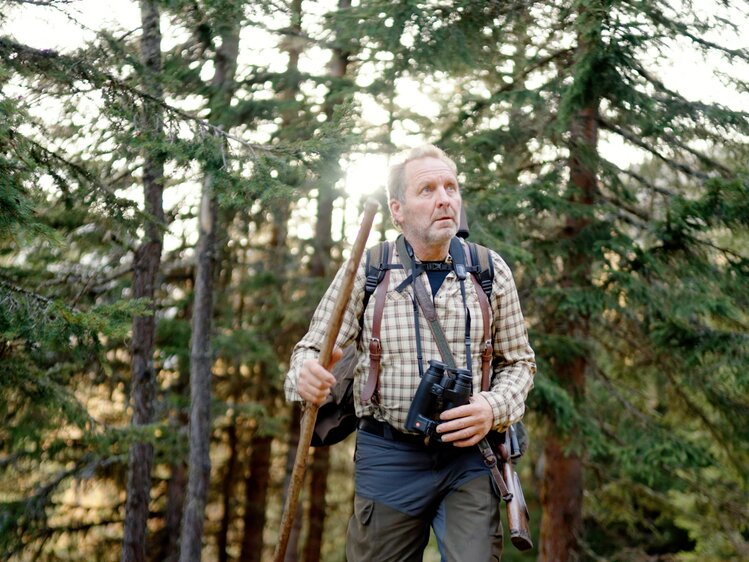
1, 0, 748, 561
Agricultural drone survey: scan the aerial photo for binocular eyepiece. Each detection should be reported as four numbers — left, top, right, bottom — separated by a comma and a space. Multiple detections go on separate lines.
405, 360, 473, 439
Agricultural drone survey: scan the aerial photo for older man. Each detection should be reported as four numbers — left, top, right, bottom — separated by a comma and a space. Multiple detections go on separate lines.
285, 144, 535, 561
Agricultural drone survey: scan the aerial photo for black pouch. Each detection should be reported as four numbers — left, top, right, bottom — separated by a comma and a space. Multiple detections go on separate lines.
311, 345, 359, 447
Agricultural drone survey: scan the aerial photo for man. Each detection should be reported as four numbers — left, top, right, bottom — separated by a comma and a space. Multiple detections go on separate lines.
285, 144, 535, 561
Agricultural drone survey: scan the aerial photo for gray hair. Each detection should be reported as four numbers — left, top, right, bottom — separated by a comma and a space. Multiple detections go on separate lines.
387, 144, 458, 202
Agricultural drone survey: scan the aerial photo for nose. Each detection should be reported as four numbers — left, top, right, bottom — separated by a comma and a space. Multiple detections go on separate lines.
435, 184, 451, 206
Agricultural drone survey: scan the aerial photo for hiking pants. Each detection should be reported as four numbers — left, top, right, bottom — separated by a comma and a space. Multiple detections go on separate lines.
346, 421, 503, 562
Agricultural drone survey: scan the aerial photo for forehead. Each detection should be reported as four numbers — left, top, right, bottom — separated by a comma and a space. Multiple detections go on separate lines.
405, 157, 458, 187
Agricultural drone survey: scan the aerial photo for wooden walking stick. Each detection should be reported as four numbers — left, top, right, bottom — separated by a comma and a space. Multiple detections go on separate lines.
273, 198, 379, 562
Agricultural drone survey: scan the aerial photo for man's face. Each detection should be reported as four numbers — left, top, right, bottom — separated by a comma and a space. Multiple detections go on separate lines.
389, 156, 462, 251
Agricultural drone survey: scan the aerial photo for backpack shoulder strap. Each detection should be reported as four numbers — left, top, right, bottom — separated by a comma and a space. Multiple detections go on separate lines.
464, 241, 494, 391
360, 240, 394, 403
363, 241, 389, 307
360, 241, 396, 325
467, 242, 494, 301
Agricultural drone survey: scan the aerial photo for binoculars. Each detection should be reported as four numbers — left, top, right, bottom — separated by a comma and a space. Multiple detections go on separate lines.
405, 360, 472, 439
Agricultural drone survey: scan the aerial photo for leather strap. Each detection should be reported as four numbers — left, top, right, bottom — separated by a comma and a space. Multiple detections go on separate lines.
464, 250, 493, 392
416, 298, 510, 500
412, 274, 458, 367
362, 267, 389, 403
396, 236, 510, 500
362, 237, 492, 399
360, 235, 515, 506
478, 437, 513, 501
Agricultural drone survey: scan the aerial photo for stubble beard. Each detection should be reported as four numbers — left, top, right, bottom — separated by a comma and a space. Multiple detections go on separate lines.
402, 218, 457, 252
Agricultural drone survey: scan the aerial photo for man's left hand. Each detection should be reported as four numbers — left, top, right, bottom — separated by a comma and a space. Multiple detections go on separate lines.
436, 395, 493, 447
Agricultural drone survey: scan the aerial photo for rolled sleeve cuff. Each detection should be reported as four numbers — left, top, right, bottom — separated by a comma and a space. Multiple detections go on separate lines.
479, 390, 526, 432
284, 348, 320, 402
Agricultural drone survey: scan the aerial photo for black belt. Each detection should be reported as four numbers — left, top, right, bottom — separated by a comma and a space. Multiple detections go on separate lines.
358, 417, 430, 446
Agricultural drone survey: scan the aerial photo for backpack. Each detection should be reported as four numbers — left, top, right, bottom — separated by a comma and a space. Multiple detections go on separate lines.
311, 235, 495, 447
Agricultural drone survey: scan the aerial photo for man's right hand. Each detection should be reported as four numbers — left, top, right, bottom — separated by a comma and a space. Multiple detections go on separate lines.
296, 347, 343, 405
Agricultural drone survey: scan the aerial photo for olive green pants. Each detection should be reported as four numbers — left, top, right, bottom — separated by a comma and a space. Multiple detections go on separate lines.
346, 474, 503, 562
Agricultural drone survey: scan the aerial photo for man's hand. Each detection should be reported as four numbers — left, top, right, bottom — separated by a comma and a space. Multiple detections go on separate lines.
435, 394, 494, 447
296, 347, 344, 405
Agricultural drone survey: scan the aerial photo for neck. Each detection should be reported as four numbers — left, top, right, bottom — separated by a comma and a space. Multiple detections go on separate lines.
405, 238, 450, 262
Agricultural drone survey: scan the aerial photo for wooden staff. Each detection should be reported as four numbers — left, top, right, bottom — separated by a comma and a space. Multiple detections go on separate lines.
273, 198, 379, 562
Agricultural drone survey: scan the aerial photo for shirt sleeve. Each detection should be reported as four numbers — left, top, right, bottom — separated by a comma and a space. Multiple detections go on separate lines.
284, 259, 367, 402
478, 251, 536, 431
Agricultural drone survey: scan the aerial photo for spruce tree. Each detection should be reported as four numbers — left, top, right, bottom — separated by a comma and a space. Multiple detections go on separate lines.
332, 0, 749, 559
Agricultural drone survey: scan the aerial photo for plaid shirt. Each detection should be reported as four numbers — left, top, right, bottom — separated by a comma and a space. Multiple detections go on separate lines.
285, 239, 536, 433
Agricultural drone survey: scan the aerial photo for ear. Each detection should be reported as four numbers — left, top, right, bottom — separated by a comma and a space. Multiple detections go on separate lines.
389, 198, 403, 225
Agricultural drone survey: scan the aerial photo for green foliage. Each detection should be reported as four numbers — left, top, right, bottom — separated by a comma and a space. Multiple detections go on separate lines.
1, 0, 748, 559
373, 0, 749, 558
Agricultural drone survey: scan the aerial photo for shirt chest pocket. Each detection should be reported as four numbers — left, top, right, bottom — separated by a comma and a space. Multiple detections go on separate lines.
375, 288, 416, 356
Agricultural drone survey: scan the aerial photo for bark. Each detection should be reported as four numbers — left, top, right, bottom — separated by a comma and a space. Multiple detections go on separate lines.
239, 433, 273, 562
538, 98, 598, 562
122, 2, 164, 561
178, 19, 240, 562
218, 420, 239, 562
302, 447, 330, 562
159, 460, 187, 562
178, 172, 218, 562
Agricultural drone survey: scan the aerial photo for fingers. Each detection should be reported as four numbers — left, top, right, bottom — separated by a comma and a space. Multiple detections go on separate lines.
326, 346, 344, 370
436, 396, 493, 447
297, 358, 337, 405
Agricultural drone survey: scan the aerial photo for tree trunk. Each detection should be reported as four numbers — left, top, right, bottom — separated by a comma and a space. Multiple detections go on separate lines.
160, 460, 187, 562
178, 172, 218, 562
538, 98, 598, 561
122, 2, 164, 560
303, 447, 330, 562
218, 419, 239, 562
178, 17, 240, 562
239, 433, 273, 562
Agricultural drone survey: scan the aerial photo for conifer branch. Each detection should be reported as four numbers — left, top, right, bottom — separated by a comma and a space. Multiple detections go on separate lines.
0, 38, 278, 159
5, 0, 74, 5
438, 48, 575, 143
16, 132, 98, 184
661, 367, 745, 476
692, 236, 748, 263
658, 132, 733, 176
590, 365, 656, 426
0, 279, 54, 307
605, 161, 679, 199
598, 117, 710, 180
599, 194, 650, 229
3, 453, 122, 558
631, 61, 749, 140
9, 129, 147, 227
645, 8, 749, 62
